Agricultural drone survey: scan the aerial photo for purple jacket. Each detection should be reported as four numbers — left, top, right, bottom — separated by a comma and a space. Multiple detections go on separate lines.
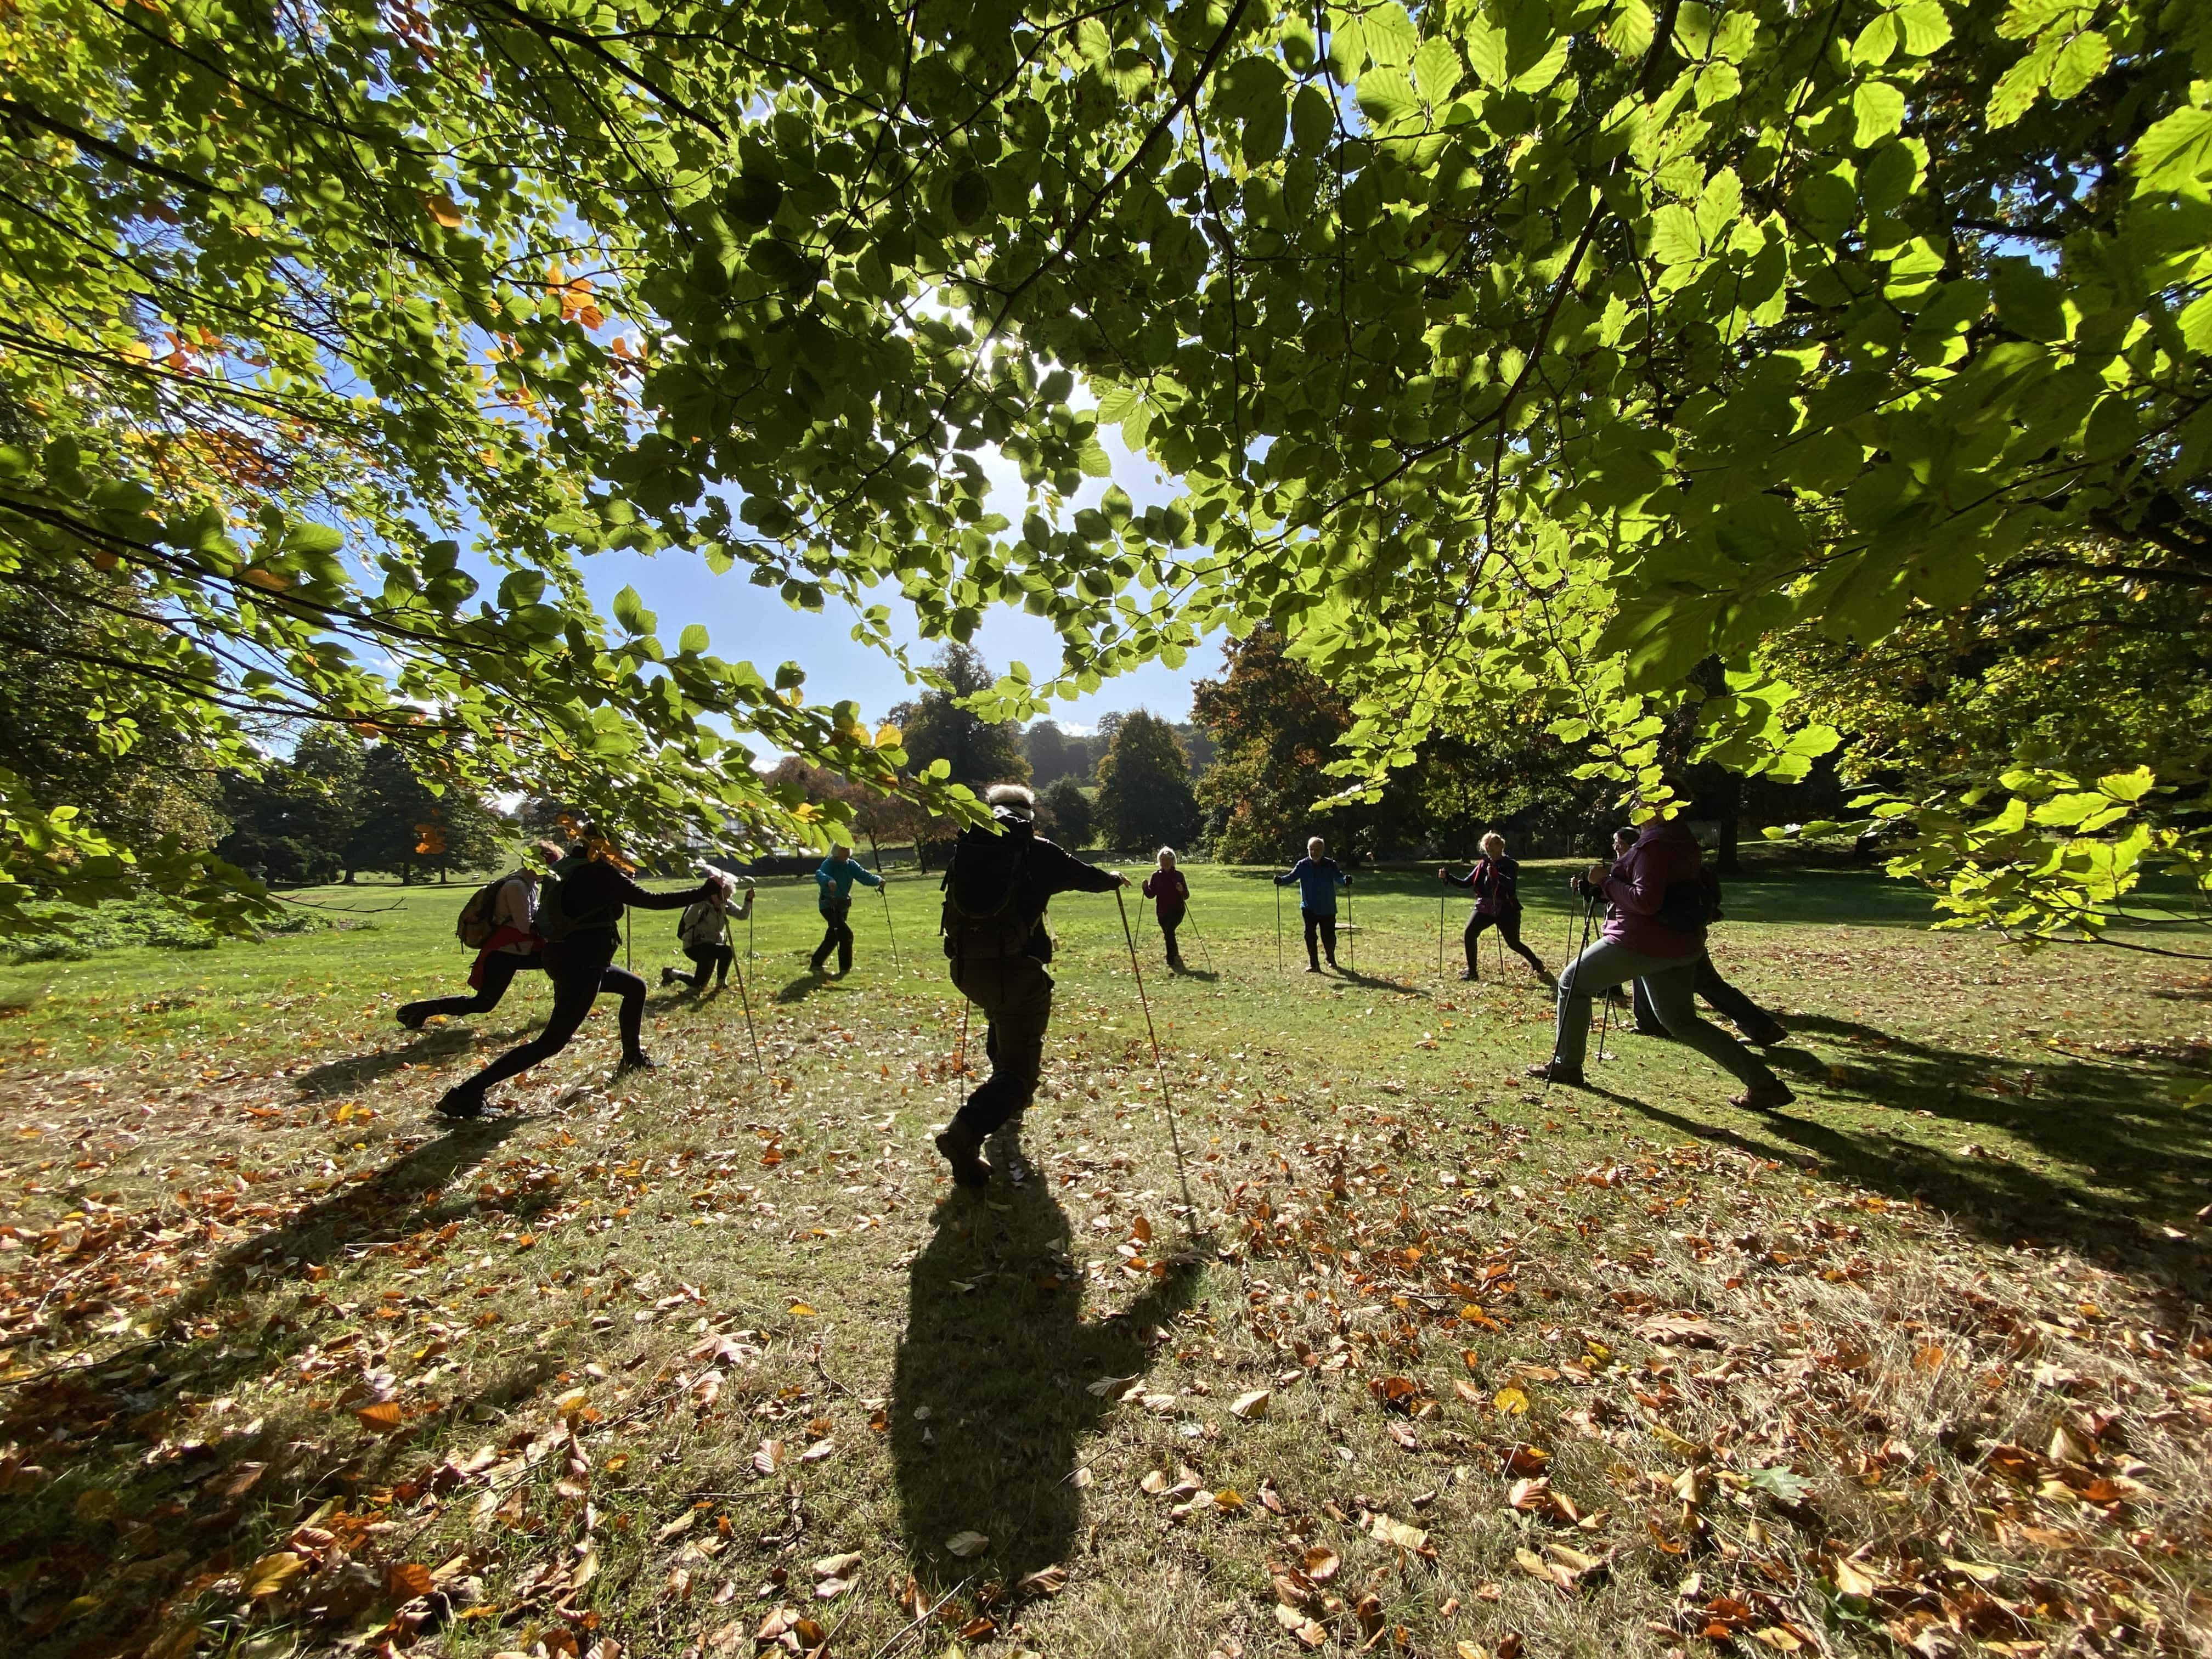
1599, 820, 1705, 960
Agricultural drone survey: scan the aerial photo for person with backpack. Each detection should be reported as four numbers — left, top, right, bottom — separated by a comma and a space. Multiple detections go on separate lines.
435, 827, 723, 1119
1274, 836, 1351, 972
662, 870, 751, 993
1437, 831, 1554, 986
397, 840, 565, 1030
1604, 828, 1788, 1046
810, 843, 885, 976
1525, 817, 1793, 1109
935, 783, 1127, 1187
1141, 847, 1189, 971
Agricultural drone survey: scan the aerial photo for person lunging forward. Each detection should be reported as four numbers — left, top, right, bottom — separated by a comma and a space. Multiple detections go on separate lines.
1438, 831, 1554, 986
437, 830, 721, 1119
1275, 836, 1350, 973
811, 843, 885, 975
1527, 817, 1793, 1110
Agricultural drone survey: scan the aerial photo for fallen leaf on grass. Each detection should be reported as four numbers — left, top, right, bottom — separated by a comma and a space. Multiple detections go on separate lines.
812, 1553, 863, 1580
946, 1530, 990, 1559
657, 1511, 696, 1544
800, 1438, 837, 1463
1639, 1312, 1723, 1347
354, 1401, 405, 1434
1016, 1565, 1068, 1597
1493, 1385, 1530, 1414
1301, 1547, 1340, 1583
1746, 1464, 1814, 1504
1088, 1373, 1138, 1397
1276, 1603, 1328, 1649
1230, 1389, 1271, 1420
1454, 1379, 1485, 1404
386, 1561, 434, 1599
1365, 1512, 1431, 1554
752, 1438, 786, 1475
242, 1551, 307, 1599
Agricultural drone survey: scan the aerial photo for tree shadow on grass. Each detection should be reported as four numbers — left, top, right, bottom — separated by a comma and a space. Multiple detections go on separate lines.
890, 1181, 1200, 1592
0, 1117, 582, 1658
1601, 1019, 2212, 1322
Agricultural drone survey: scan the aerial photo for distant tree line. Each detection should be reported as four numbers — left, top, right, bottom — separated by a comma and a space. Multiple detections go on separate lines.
218, 733, 508, 886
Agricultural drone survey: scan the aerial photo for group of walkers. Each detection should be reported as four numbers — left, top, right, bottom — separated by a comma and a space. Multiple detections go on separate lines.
398, 790, 1793, 1163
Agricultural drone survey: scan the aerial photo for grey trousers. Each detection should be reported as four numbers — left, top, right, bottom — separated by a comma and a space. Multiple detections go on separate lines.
1554, 939, 1777, 1088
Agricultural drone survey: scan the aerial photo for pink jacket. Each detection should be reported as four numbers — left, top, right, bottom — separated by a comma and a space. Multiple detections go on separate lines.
1599, 820, 1705, 960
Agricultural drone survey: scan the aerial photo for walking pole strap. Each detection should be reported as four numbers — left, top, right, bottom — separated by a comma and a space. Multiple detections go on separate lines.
1116, 887, 1195, 1223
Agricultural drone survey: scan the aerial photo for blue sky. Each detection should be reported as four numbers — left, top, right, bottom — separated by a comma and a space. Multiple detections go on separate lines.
566, 417, 1227, 744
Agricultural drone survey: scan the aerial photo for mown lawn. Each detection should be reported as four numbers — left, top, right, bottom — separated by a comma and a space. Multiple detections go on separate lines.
1, 861, 2207, 1659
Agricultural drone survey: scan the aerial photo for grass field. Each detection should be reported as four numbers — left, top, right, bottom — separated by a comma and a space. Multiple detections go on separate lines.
2, 860, 2208, 1659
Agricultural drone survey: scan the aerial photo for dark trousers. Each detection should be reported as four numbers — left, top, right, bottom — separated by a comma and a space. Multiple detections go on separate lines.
1159, 906, 1185, 968
949, 953, 1054, 1138
1464, 908, 1548, 977
1302, 907, 1338, 968
454, 943, 647, 1097
810, 899, 854, 973
672, 943, 733, 991
399, 951, 540, 1024
1632, 953, 1785, 1043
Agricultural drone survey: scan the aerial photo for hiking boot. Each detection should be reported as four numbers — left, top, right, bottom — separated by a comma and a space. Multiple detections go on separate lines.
1304, 963, 1322, 974
1732, 1079, 1796, 1111
1458, 970, 1479, 982
1524, 1060, 1586, 1086
660, 966, 678, 988
397, 1006, 429, 1032
934, 1122, 991, 1187
1744, 1021, 1789, 1047
435, 1086, 484, 1120
617, 1052, 660, 1075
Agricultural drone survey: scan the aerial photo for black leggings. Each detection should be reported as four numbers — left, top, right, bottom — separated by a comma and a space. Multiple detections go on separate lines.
672, 943, 733, 990
1465, 909, 1548, 977
811, 899, 854, 973
1302, 909, 1338, 967
455, 944, 646, 1097
399, 951, 540, 1024
1159, 906, 1185, 966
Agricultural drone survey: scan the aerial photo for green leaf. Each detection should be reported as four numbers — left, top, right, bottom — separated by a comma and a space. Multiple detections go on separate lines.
1650, 203, 1703, 266
1746, 1465, 1816, 1505
1356, 66, 1419, 125
1363, 3, 1418, 66
1852, 81, 1906, 148
1897, 1, 1952, 55
1849, 13, 1898, 66
2046, 29, 2108, 100
1412, 37, 1463, 103
611, 584, 656, 636
679, 623, 710, 655
1463, 13, 1508, 86
2132, 107, 2212, 195
1602, 0, 1653, 58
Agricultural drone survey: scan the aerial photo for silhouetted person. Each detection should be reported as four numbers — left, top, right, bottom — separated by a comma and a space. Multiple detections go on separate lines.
1604, 827, 1786, 1045
398, 840, 565, 1029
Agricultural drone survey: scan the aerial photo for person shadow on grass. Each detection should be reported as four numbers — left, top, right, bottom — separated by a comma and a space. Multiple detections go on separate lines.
890, 1181, 1201, 1594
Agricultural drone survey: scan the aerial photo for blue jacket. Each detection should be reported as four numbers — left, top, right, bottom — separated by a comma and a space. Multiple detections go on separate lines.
815, 856, 883, 909
1275, 855, 1350, 913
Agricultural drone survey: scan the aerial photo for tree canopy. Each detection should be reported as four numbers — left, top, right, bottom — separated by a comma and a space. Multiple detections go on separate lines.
1096, 709, 1204, 848
4, 0, 2206, 939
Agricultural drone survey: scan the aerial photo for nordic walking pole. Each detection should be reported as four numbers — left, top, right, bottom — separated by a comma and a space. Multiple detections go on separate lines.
731, 954, 765, 1077
1543, 890, 1601, 1098
1437, 889, 1445, 978
1274, 882, 1284, 974
1184, 899, 1216, 976
1346, 881, 1356, 975
866, 831, 901, 974
1116, 886, 1197, 1223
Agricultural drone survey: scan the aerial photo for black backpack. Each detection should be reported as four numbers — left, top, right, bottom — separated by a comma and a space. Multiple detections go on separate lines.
940, 817, 1044, 962
1656, 868, 1724, 935
533, 859, 617, 945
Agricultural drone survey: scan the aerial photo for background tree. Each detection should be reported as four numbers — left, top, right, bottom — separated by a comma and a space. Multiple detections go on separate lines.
216, 731, 366, 886
1040, 778, 1097, 850
1192, 628, 1363, 863
1094, 711, 1201, 854
1024, 721, 1075, 787
890, 646, 1029, 793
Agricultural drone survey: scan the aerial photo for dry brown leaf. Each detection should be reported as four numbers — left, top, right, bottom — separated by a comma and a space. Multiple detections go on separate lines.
752, 1438, 786, 1475
800, 1438, 837, 1464
946, 1530, 990, 1559
1301, 1547, 1341, 1583
656, 1510, 697, 1544
353, 1401, 405, 1434
1088, 1374, 1139, 1397
1231, 1389, 1271, 1420
812, 1553, 864, 1580
241, 1551, 307, 1599
1275, 1604, 1327, 1649
386, 1561, 434, 1599
1016, 1565, 1068, 1598
1493, 1384, 1530, 1414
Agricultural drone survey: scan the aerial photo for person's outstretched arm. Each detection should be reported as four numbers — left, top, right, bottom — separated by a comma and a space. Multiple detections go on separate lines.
854, 862, 884, 890
1037, 840, 1127, 895
611, 871, 716, 912
1273, 861, 1301, 886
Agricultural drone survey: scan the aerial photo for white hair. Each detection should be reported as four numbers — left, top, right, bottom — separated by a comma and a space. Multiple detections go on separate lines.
986, 782, 1036, 821
1156, 847, 1177, 865
1481, 831, 1506, 855
1307, 835, 1324, 852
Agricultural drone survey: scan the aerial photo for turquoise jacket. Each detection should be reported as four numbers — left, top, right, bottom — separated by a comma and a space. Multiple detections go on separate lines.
815, 856, 883, 909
